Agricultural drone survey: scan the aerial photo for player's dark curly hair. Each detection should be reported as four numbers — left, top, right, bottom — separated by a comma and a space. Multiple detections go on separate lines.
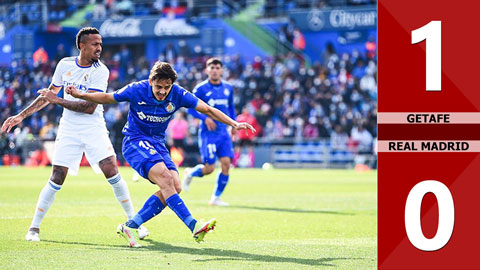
149, 61, 178, 83
206, 57, 223, 67
76, 27, 100, 50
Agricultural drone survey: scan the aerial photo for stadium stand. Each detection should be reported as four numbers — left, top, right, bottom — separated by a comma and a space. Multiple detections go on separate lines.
0, 0, 377, 169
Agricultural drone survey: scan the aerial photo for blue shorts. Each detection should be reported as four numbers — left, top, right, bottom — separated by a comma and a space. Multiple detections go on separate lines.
122, 135, 177, 182
198, 132, 234, 165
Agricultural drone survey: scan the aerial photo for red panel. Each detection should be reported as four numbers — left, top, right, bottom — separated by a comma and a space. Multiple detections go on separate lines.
378, 0, 480, 268
379, 153, 480, 269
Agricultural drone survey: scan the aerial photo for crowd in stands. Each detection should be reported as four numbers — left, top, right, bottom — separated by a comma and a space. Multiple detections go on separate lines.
1, 0, 378, 29
1, 0, 234, 26
1, 0, 191, 28
92, 0, 190, 20
263, 0, 377, 18
0, 39, 377, 166
0, 0, 91, 28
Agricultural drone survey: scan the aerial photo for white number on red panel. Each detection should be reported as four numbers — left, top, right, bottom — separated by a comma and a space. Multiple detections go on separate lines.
411, 21, 442, 91
405, 180, 454, 251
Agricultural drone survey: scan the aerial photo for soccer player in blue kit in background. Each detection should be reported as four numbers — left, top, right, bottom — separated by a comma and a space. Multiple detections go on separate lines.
59, 61, 256, 247
182, 58, 237, 206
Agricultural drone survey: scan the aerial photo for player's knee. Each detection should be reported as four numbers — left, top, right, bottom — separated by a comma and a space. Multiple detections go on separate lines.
99, 156, 118, 178
175, 184, 182, 194
155, 169, 174, 188
220, 161, 230, 174
50, 167, 67, 185
171, 173, 182, 193
103, 168, 119, 179
203, 164, 215, 175
221, 164, 230, 173
50, 174, 65, 186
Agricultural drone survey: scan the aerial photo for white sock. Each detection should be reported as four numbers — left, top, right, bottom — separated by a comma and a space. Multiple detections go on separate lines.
30, 180, 61, 229
107, 173, 135, 219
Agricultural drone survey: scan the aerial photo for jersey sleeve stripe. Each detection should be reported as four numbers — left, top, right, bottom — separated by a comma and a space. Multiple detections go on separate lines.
88, 88, 104, 92
52, 83, 62, 87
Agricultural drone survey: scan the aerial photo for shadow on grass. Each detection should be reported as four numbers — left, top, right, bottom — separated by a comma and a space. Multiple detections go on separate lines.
43, 239, 128, 249
43, 239, 353, 267
143, 239, 351, 266
228, 205, 353, 215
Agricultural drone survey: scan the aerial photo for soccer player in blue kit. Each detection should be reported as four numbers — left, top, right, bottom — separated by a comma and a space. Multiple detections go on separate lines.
182, 58, 236, 206
64, 61, 256, 247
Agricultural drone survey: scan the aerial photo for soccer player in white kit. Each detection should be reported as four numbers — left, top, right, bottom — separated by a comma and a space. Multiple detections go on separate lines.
1, 27, 148, 241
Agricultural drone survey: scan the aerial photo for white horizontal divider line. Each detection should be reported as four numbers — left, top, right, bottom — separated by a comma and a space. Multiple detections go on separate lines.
378, 140, 480, 152
378, 112, 480, 124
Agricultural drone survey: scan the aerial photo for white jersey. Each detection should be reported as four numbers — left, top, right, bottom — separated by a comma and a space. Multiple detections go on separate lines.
51, 56, 109, 131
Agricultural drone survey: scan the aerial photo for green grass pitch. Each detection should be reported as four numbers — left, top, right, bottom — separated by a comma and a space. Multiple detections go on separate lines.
0, 166, 376, 269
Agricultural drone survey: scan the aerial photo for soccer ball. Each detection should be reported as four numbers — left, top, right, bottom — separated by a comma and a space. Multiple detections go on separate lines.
262, 162, 272, 170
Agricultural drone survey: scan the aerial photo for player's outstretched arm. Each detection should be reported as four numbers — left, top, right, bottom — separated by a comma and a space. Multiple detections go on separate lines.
38, 87, 101, 114
195, 99, 256, 134
63, 85, 117, 104
1, 84, 61, 133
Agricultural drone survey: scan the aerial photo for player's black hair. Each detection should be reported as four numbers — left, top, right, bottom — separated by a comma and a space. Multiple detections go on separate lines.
206, 57, 223, 67
76, 27, 100, 50
149, 61, 178, 83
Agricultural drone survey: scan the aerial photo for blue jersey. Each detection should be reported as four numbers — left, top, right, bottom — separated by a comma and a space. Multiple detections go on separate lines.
188, 80, 235, 135
113, 80, 198, 142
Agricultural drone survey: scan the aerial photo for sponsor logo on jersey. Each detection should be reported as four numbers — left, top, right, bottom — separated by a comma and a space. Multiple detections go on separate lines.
207, 98, 229, 106
149, 149, 157, 155
137, 111, 146, 120
206, 91, 212, 97
66, 71, 72, 77
136, 111, 171, 123
64, 81, 88, 91
166, 102, 175, 112
137, 101, 147, 105
83, 74, 89, 82
207, 99, 215, 107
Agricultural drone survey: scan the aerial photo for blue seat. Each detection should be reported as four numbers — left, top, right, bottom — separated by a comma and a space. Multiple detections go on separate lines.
58, 10, 66, 20
49, 11, 58, 20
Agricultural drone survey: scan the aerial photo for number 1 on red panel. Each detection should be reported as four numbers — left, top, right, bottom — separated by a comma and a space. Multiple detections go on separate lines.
411, 21, 442, 91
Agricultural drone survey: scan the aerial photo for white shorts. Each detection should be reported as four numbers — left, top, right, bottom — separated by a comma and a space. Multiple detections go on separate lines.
52, 126, 116, 176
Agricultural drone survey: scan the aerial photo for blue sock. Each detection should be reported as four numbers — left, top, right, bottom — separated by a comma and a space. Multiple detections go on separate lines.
165, 194, 197, 232
125, 219, 140, 229
125, 194, 165, 229
214, 172, 229, 197
190, 164, 204, 178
